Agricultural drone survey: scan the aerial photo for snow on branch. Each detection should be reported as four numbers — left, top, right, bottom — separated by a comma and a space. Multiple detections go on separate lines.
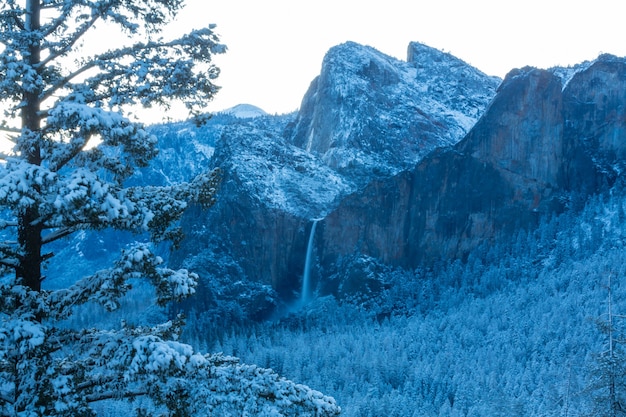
0, 315, 340, 416
45, 101, 157, 173
0, 154, 220, 269
40, 27, 224, 114
185, 353, 342, 416
0, 159, 57, 209
38, 13, 99, 69
72, 326, 341, 416
45, 243, 197, 319
0, 317, 45, 356
122, 167, 221, 243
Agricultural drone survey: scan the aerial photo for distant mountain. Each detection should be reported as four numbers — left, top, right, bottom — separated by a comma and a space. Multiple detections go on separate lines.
220, 103, 268, 119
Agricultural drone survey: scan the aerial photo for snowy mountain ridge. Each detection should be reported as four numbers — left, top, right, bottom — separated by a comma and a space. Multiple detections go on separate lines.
148, 41, 498, 221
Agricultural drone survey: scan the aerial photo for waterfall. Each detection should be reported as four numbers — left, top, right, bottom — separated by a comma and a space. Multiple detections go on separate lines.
301, 220, 318, 304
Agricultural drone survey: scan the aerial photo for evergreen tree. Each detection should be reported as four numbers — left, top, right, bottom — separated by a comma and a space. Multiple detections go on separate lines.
0, 1, 339, 415
588, 273, 626, 417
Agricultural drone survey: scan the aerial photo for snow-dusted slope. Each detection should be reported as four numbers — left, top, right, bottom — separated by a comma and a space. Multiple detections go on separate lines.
406, 41, 500, 122
213, 120, 354, 219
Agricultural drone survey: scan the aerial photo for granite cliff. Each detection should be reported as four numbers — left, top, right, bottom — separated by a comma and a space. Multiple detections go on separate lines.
286, 41, 499, 186
317, 54, 626, 283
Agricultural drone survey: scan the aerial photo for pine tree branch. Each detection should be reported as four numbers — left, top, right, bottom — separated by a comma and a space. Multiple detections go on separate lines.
40, 40, 173, 104
40, 1, 64, 10
85, 388, 149, 403
0, 125, 20, 134
40, 32, 221, 107
2, 2, 24, 32
46, 135, 89, 173
38, 13, 100, 69
74, 377, 115, 393
45, 331, 81, 354
41, 226, 77, 245
0, 256, 20, 269
38, 2, 77, 37
0, 237, 19, 268
39, 62, 99, 105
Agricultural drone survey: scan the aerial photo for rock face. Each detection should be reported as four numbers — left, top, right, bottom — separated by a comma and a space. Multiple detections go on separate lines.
561, 55, 626, 189
317, 55, 626, 276
286, 41, 500, 186
458, 67, 565, 188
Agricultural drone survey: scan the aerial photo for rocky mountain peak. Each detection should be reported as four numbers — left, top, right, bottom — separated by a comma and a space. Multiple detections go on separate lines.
286, 41, 500, 186
407, 41, 501, 118
320, 53, 626, 274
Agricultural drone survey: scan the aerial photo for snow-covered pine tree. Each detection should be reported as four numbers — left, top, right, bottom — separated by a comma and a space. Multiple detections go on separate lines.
588, 273, 626, 417
0, 1, 340, 416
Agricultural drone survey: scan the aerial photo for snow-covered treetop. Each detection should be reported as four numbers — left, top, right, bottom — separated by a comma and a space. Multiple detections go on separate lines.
0, 0, 224, 115
0, 0, 225, 286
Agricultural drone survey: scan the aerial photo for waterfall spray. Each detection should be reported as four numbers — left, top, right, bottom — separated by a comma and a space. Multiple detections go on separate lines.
301, 220, 318, 304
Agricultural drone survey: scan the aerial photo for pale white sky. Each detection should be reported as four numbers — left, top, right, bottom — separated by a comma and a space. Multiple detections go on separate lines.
171, 0, 625, 116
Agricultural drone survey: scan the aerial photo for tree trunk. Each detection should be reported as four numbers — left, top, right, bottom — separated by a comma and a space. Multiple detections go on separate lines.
17, 0, 43, 291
